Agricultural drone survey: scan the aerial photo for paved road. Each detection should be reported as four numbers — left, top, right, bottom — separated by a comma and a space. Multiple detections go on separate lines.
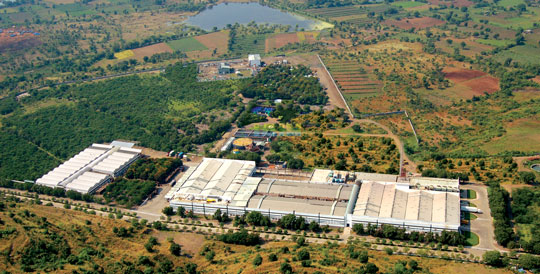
461, 184, 506, 254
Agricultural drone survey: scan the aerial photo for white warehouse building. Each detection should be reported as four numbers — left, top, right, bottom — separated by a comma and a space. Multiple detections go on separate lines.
36, 142, 141, 194
167, 158, 461, 233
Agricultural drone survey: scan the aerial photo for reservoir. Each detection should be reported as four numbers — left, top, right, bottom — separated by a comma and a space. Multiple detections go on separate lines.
185, 2, 331, 31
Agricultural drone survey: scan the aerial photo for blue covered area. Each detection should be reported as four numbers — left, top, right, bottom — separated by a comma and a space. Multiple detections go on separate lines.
251, 106, 275, 115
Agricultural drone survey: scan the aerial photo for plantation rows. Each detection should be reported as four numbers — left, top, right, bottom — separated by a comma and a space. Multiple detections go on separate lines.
325, 60, 383, 95
305, 7, 364, 18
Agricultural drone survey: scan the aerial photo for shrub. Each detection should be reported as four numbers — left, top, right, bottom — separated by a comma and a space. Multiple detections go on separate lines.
253, 254, 263, 266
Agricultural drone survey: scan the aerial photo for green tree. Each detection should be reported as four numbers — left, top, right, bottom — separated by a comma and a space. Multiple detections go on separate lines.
483, 251, 504, 267
253, 254, 263, 266
163, 206, 174, 216
170, 242, 181, 256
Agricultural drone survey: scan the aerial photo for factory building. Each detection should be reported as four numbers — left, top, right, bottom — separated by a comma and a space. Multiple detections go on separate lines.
36, 142, 141, 194
167, 158, 461, 232
248, 54, 261, 67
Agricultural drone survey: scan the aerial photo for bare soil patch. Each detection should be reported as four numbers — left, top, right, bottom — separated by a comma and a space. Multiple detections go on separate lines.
152, 231, 205, 255
0, 29, 41, 53
132, 43, 173, 60
194, 30, 229, 54
462, 75, 499, 94
384, 17, 444, 30
532, 76, 540, 85
265, 33, 300, 52
443, 67, 486, 83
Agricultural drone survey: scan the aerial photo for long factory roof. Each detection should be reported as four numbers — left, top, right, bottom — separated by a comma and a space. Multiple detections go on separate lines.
352, 181, 460, 227
169, 158, 256, 201
168, 158, 461, 229
36, 142, 141, 194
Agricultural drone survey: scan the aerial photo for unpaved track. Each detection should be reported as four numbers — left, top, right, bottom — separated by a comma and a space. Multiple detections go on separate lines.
313, 54, 416, 173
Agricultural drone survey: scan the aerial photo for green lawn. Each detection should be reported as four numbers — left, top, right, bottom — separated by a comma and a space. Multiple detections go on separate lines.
166, 37, 208, 52
463, 231, 479, 246
467, 189, 477, 199
462, 212, 478, 221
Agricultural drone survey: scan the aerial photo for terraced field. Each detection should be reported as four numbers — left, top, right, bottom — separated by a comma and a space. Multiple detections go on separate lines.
305, 4, 393, 26
323, 58, 383, 101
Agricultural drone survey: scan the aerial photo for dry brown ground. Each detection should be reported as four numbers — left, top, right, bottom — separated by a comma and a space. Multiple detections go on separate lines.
265, 33, 300, 52
152, 231, 206, 256
132, 43, 173, 60
194, 30, 229, 55
444, 67, 487, 82
443, 67, 499, 95
462, 75, 500, 94
384, 17, 445, 30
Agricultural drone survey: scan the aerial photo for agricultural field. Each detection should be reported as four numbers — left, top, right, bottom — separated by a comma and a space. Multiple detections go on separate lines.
194, 30, 230, 55
265, 31, 319, 52
383, 17, 445, 30
114, 49, 135, 60
167, 37, 208, 52
229, 33, 267, 56
391, 1, 427, 9
323, 57, 384, 101
131, 43, 173, 60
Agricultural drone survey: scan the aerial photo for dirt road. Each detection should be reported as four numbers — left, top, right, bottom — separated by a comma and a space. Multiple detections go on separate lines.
314, 54, 350, 112
313, 55, 417, 173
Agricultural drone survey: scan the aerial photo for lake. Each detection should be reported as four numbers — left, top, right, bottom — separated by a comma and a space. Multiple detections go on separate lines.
185, 2, 331, 31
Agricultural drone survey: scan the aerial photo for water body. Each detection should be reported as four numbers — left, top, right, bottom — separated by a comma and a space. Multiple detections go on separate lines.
532, 164, 540, 172
185, 2, 330, 31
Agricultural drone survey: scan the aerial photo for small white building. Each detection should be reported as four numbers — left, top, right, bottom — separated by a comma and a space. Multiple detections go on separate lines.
248, 54, 261, 67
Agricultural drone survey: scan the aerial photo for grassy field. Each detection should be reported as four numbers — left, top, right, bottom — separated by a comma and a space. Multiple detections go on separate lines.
166, 37, 208, 52
230, 34, 267, 55
391, 1, 426, 8
476, 38, 513, 47
493, 44, 540, 65
481, 118, 540, 154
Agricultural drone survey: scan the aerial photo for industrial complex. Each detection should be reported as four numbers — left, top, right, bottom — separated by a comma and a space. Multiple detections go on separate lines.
166, 158, 461, 232
36, 141, 141, 194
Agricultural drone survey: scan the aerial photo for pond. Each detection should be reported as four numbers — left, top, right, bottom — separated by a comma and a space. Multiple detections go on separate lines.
185, 2, 331, 31
532, 164, 540, 172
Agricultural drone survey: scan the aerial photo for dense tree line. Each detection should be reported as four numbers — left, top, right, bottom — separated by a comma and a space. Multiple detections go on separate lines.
487, 182, 515, 248
0, 129, 60, 181
352, 224, 465, 246
511, 187, 540, 254
125, 158, 182, 184
217, 229, 261, 246
421, 168, 469, 181
102, 178, 156, 208
240, 64, 328, 105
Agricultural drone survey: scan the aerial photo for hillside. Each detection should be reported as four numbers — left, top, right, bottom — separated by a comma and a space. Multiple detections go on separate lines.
0, 193, 511, 274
